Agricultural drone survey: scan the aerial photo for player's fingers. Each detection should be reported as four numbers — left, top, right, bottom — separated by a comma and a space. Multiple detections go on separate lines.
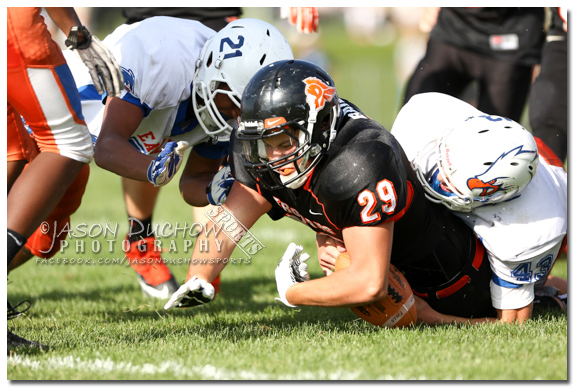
319, 255, 336, 270
323, 245, 340, 261
335, 240, 347, 252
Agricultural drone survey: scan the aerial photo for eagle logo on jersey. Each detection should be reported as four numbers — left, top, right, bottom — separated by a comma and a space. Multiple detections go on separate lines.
466, 145, 537, 197
121, 67, 135, 93
303, 77, 336, 113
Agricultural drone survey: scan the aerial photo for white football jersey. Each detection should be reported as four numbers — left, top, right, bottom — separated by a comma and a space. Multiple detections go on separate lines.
63, 17, 228, 159
391, 93, 567, 310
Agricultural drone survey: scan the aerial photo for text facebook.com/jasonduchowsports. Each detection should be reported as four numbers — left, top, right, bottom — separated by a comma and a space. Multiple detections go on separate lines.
34, 206, 265, 266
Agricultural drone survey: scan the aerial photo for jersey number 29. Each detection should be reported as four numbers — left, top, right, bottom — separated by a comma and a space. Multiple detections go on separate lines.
357, 179, 397, 224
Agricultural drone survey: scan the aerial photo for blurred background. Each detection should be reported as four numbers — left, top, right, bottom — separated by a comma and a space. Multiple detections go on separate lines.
42, 6, 479, 131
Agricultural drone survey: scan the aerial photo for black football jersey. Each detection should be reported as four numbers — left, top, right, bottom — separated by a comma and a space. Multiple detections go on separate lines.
230, 98, 477, 287
430, 7, 545, 66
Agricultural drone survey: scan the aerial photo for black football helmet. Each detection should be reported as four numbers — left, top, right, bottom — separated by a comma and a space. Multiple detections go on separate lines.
237, 59, 340, 190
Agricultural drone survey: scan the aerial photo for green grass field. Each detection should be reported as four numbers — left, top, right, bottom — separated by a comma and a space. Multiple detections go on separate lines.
7, 163, 568, 380
7, 8, 567, 380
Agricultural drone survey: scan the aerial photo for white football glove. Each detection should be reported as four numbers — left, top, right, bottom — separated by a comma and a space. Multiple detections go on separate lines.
65, 25, 124, 97
147, 141, 189, 187
207, 165, 235, 206
164, 276, 215, 310
275, 242, 310, 308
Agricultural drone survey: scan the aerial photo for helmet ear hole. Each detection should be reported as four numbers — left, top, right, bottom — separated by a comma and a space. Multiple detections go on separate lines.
479, 129, 489, 133
260, 54, 267, 65
206, 52, 213, 68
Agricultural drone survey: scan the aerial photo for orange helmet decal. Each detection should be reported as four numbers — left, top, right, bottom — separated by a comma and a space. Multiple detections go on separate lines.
466, 178, 501, 196
264, 117, 287, 128
303, 77, 336, 112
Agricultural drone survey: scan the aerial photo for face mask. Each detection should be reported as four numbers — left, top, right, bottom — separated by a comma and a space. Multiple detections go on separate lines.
430, 169, 457, 197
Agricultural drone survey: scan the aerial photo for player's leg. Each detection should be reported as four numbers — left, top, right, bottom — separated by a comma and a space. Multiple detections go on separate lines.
402, 38, 472, 106
7, 7, 92, 351
8, 164, 90, 272
476, 57, 533, 122
7, 34, 93, 263
534, 274, 567, 312
528, 39, 567, 162
122, 177, 179, 298
7, 104, 38, 192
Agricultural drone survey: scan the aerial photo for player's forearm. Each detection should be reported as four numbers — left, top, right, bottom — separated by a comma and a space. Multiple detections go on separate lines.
415, 296, 496, 326
180, 173, 213, 207
187, 260, 228, 284
185, 228, 237, 283
286, 269, 387, 307
180, 151, 223, 207
94, 135, 153, 182
44, 7, 83, 36
419, 314, 497, 326
96, 97, 150, 180
184, 183, 270, 284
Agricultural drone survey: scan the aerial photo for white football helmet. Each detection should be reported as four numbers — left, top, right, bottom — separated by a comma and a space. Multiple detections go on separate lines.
414, 115, 539, 212
192, 19, 294, 141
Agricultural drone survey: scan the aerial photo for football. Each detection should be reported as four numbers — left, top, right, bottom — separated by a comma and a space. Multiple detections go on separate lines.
335, 252, 417, 328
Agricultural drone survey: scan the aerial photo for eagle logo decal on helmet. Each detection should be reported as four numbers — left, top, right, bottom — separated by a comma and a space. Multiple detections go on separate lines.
303, 77, 336, 113
466, 178, 501, 197
466, 145, 537, 197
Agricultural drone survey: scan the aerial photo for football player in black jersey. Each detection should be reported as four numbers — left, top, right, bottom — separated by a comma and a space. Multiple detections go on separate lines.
165, 60, 497, 325
403, 7, 545, 123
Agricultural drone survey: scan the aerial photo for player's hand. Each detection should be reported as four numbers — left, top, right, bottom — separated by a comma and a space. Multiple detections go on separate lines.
207, 165, 235, 206
281, 7, 319, 34
316, 234, 347, 276
275, 242, 310, 307
164, 276, 215, 310
65, 26, 124, 97
147, 141, 189, 187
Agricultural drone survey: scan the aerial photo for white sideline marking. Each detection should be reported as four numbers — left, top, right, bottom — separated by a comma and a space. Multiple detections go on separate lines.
7, 355, 436, 380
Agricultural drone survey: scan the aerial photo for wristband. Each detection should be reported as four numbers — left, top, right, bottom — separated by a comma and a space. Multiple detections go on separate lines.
65, 25, 92, 50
